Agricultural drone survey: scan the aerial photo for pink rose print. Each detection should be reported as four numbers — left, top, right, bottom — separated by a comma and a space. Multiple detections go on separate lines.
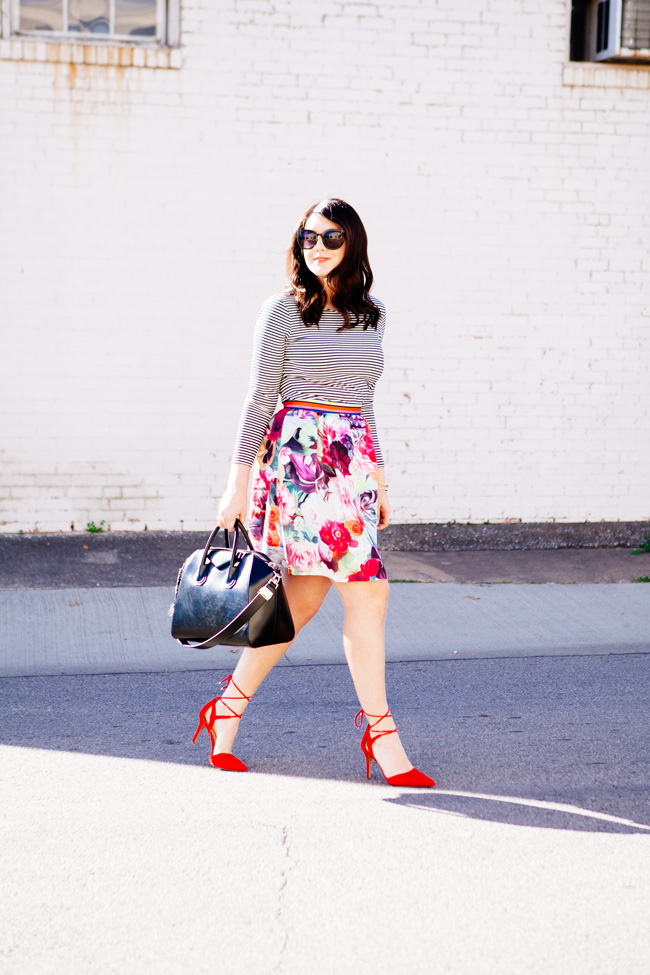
251, 470, 271, 509
319, 521, 355, 559
286, 540, 320, 574
348, 558, 385, 581
360, 427, 377, 461
350, 427, 378, 475
277, 483, 297, 525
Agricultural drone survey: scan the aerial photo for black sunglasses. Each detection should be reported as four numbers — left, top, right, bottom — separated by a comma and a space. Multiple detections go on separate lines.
298, 229, 346, 250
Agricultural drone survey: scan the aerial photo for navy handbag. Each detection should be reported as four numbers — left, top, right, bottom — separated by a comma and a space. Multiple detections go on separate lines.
170, 520, 295, 649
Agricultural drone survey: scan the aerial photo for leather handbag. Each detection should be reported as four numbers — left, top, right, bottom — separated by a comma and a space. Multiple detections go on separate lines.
170, 520, 295, 649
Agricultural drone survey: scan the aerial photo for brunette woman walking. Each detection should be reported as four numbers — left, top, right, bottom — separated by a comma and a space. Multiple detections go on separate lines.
193, 198, 435, 788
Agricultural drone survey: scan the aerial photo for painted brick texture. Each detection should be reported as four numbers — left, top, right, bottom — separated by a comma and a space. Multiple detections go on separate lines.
0, 0, 648, 531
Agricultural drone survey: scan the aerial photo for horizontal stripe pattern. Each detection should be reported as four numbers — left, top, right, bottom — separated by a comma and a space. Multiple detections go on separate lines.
233, 292, 386, 467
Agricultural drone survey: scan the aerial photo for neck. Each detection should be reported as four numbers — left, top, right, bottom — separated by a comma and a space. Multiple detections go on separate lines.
322, 281, 335, 309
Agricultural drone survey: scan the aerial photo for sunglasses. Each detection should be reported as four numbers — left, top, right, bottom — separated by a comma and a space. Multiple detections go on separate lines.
298, 229, 346, 250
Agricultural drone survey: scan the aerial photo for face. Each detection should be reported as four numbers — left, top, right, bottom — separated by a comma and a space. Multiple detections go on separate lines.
301, 212, 346, 282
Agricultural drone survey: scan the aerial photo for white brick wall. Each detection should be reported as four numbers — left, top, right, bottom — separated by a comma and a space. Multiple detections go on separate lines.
1, 0, 649, 531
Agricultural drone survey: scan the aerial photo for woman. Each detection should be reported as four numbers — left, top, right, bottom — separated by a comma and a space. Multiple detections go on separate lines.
193, 198, 435, 788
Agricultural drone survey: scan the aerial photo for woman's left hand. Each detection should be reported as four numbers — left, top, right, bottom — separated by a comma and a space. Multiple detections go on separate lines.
377, 490, 391, 530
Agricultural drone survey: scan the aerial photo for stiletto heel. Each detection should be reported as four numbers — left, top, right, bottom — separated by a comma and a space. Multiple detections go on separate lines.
355, 709, 435, 788
364, 731, 373, 780
193, 675, 251, 771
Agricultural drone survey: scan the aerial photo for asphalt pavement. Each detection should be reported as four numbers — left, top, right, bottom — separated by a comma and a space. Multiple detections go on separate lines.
1, 532, 649, 974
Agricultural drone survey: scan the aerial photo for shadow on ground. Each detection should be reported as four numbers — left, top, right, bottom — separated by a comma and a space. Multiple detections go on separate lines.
384, 791, 649, 833
2, 656, 649, 834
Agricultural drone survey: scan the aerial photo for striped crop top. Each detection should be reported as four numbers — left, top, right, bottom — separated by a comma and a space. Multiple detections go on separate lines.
233, 292, 386, 467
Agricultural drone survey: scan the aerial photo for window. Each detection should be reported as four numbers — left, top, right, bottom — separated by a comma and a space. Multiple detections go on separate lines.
15, 0, 163, 42
570, 0, 650, 63
1, 0, 180, 65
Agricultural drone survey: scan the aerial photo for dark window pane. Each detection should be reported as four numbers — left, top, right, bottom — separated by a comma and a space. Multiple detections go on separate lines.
68, 0, 109, 35
596, 0, 610, 53
570, 0, 592, 62
19, 0, 63, 32
115, 0, 158, 37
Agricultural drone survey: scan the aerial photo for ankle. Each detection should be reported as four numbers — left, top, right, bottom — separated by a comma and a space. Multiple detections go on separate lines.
359, 707, 396, 733
215, 696, 248, 720
213, 720, 240, 754
215, 674, 252, 720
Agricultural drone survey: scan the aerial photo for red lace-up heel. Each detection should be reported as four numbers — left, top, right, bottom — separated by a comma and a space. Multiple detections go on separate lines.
355, 709, 435, 787
192, 675, 251, 771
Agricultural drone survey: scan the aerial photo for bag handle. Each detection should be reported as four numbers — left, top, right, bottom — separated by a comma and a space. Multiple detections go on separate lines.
178, 567, 283, 650
227, 519, 255, 586
196, 518, 254, 586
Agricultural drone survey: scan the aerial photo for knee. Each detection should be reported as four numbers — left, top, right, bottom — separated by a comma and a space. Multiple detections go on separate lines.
343, 579, 390, 618
368, 579, 389, 601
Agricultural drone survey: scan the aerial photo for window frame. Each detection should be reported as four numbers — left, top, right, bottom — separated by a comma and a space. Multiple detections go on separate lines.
1, 0, 180, 49
588, 0, 624, 60
570, 0, 650, 64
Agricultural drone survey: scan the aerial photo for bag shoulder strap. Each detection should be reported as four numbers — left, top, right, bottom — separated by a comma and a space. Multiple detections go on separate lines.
178, 570, 282, 650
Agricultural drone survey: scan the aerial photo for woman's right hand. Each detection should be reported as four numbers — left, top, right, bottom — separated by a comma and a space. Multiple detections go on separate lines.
216, 489, 248, 531
216, 463, 251, 531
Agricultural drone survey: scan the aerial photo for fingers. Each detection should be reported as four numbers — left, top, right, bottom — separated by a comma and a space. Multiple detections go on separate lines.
216, 507, 246, 532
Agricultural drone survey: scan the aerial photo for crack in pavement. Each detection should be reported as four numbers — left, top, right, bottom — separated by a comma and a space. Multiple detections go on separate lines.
272, 825, 293, 973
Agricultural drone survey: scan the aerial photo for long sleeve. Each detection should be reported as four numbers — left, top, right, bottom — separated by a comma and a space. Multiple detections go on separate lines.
232, 295, 290, 466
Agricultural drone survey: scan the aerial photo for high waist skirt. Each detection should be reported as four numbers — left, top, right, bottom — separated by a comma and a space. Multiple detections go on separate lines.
248, 403, 387, 582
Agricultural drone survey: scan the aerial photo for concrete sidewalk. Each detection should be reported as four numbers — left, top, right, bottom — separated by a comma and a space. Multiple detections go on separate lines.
1, 581, 649, 677
1, 531, 649, 676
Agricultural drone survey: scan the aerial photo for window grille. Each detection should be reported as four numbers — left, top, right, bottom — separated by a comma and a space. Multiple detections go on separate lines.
13, 0, 168, 44
621, 0, 650, 50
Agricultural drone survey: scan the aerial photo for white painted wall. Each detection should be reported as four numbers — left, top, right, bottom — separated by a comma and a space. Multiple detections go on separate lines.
1, 0, 649, 532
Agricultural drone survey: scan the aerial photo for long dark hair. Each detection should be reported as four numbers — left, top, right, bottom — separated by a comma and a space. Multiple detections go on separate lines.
286, 198, 380, 331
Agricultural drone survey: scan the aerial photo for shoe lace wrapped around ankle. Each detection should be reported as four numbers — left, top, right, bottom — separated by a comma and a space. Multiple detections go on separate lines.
216, 674, 251, 720
354, 708, 397, 741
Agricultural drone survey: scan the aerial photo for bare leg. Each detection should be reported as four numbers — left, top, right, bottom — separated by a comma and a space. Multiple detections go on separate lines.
211, 573, 332, 755
333, 579, 413, 779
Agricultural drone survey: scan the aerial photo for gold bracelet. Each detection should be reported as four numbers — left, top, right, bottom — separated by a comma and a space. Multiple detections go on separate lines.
376, 482, 389, 490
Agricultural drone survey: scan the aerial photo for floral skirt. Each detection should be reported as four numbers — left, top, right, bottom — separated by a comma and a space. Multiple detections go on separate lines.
248, 403, 387, 582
